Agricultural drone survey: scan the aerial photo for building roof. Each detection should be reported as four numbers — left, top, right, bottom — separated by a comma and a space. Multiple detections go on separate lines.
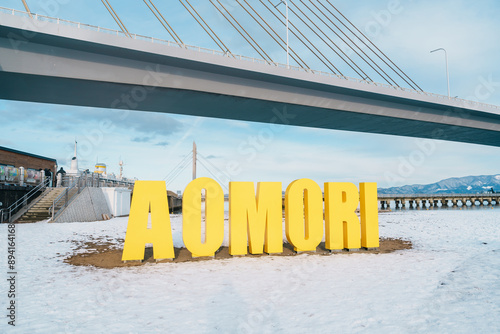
0, 146, 57, 162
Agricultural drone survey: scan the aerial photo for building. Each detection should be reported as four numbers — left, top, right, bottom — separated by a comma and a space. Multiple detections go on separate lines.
0, 146, 58, 215
0, 146, 57, 184
0, 145, 57, 171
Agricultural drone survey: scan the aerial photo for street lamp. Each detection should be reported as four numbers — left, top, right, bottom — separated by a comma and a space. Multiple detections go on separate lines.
430, 48, 450, 99
275, 1, 289, 68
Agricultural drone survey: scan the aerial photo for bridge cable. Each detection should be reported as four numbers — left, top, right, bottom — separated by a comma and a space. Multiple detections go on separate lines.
236, 0, 310, 69
197, 153, 231, 185
260, 0, 342, 75
164, 154, 192, 184
288, 0, 375, 82
209, 0, 273, 63
101, 0, 132, 38
322, 0, 423, 91
215, 0, 274, 63
163, 151, 193, 183
306, 0, 402, 86
165, 158, 192, 186
21, 0, 32, 18
164, 158, 192, 186
143, 0, 184, 45
196, 156, 229, 192
262, 0, 342, 75
179, 0, 234, 56
302, 0, 398, 84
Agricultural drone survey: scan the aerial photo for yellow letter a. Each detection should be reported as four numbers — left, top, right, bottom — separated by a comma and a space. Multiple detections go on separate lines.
121, 181, 175, 261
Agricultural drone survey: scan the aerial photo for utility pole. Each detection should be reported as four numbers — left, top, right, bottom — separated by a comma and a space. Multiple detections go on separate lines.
430, 48, 450, 99
192, 141, 197, 180
275, 1, 289, 68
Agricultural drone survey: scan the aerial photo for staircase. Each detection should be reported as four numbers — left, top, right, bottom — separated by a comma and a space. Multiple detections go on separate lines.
16, 188, 67, 223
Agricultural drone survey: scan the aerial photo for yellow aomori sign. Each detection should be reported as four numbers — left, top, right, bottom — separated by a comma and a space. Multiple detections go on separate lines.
122, 178, 379, 261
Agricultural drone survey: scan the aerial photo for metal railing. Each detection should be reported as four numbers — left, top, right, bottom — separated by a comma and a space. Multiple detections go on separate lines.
49, 172, 135, 221
1, 6, 499, 112
0, 178, 50, 223
49, 172, 89, 222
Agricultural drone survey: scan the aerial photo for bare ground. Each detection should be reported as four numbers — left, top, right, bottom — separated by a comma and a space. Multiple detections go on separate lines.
65, 238, 413, 269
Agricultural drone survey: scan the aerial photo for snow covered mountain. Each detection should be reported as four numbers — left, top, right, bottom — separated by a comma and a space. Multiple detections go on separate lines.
379, 174, 500, 194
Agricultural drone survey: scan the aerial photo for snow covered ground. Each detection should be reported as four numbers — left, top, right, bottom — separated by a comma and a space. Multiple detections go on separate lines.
1, 208, 500, 333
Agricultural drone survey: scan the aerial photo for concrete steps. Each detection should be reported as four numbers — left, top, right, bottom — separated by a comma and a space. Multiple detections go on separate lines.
16, 188, 66, 223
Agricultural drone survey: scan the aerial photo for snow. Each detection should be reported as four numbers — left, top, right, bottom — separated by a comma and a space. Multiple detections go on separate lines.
1, 209, 500, 333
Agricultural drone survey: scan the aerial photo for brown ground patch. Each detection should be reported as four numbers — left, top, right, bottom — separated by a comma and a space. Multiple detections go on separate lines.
65, 238, 412, 269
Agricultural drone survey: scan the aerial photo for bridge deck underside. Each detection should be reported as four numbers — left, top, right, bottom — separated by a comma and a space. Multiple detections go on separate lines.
2, 71, 500, 147
1, 15, 500, 147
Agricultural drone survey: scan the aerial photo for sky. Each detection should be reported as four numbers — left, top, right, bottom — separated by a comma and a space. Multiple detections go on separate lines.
0, 0, 499, 192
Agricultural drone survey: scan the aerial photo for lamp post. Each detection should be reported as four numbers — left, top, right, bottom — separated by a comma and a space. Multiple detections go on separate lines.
275, 1, 289, 68
430, 48, 450, 99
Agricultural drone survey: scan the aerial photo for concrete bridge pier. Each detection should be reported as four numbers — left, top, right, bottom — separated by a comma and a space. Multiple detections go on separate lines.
452, 199, 458, 207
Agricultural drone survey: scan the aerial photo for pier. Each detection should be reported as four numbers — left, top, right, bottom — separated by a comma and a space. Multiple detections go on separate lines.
378, 193, 500, 209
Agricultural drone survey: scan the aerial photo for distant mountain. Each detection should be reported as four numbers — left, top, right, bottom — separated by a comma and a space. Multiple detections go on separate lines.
378, 174, 500, 194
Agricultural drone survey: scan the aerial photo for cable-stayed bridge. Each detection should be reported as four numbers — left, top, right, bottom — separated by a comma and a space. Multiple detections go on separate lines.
0, 5, 499, 147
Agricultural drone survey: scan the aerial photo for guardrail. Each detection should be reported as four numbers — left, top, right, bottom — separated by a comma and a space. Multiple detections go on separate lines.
1, 6, 499, 112
0, 178, 50, 223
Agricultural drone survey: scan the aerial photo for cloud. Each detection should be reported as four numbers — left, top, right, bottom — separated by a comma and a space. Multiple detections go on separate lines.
132, 136, 153, 143
155, 141, 169, 147
0, 101, 185, 138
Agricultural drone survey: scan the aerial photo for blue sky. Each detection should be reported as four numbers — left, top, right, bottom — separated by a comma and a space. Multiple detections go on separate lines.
1, 0, 499, 192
